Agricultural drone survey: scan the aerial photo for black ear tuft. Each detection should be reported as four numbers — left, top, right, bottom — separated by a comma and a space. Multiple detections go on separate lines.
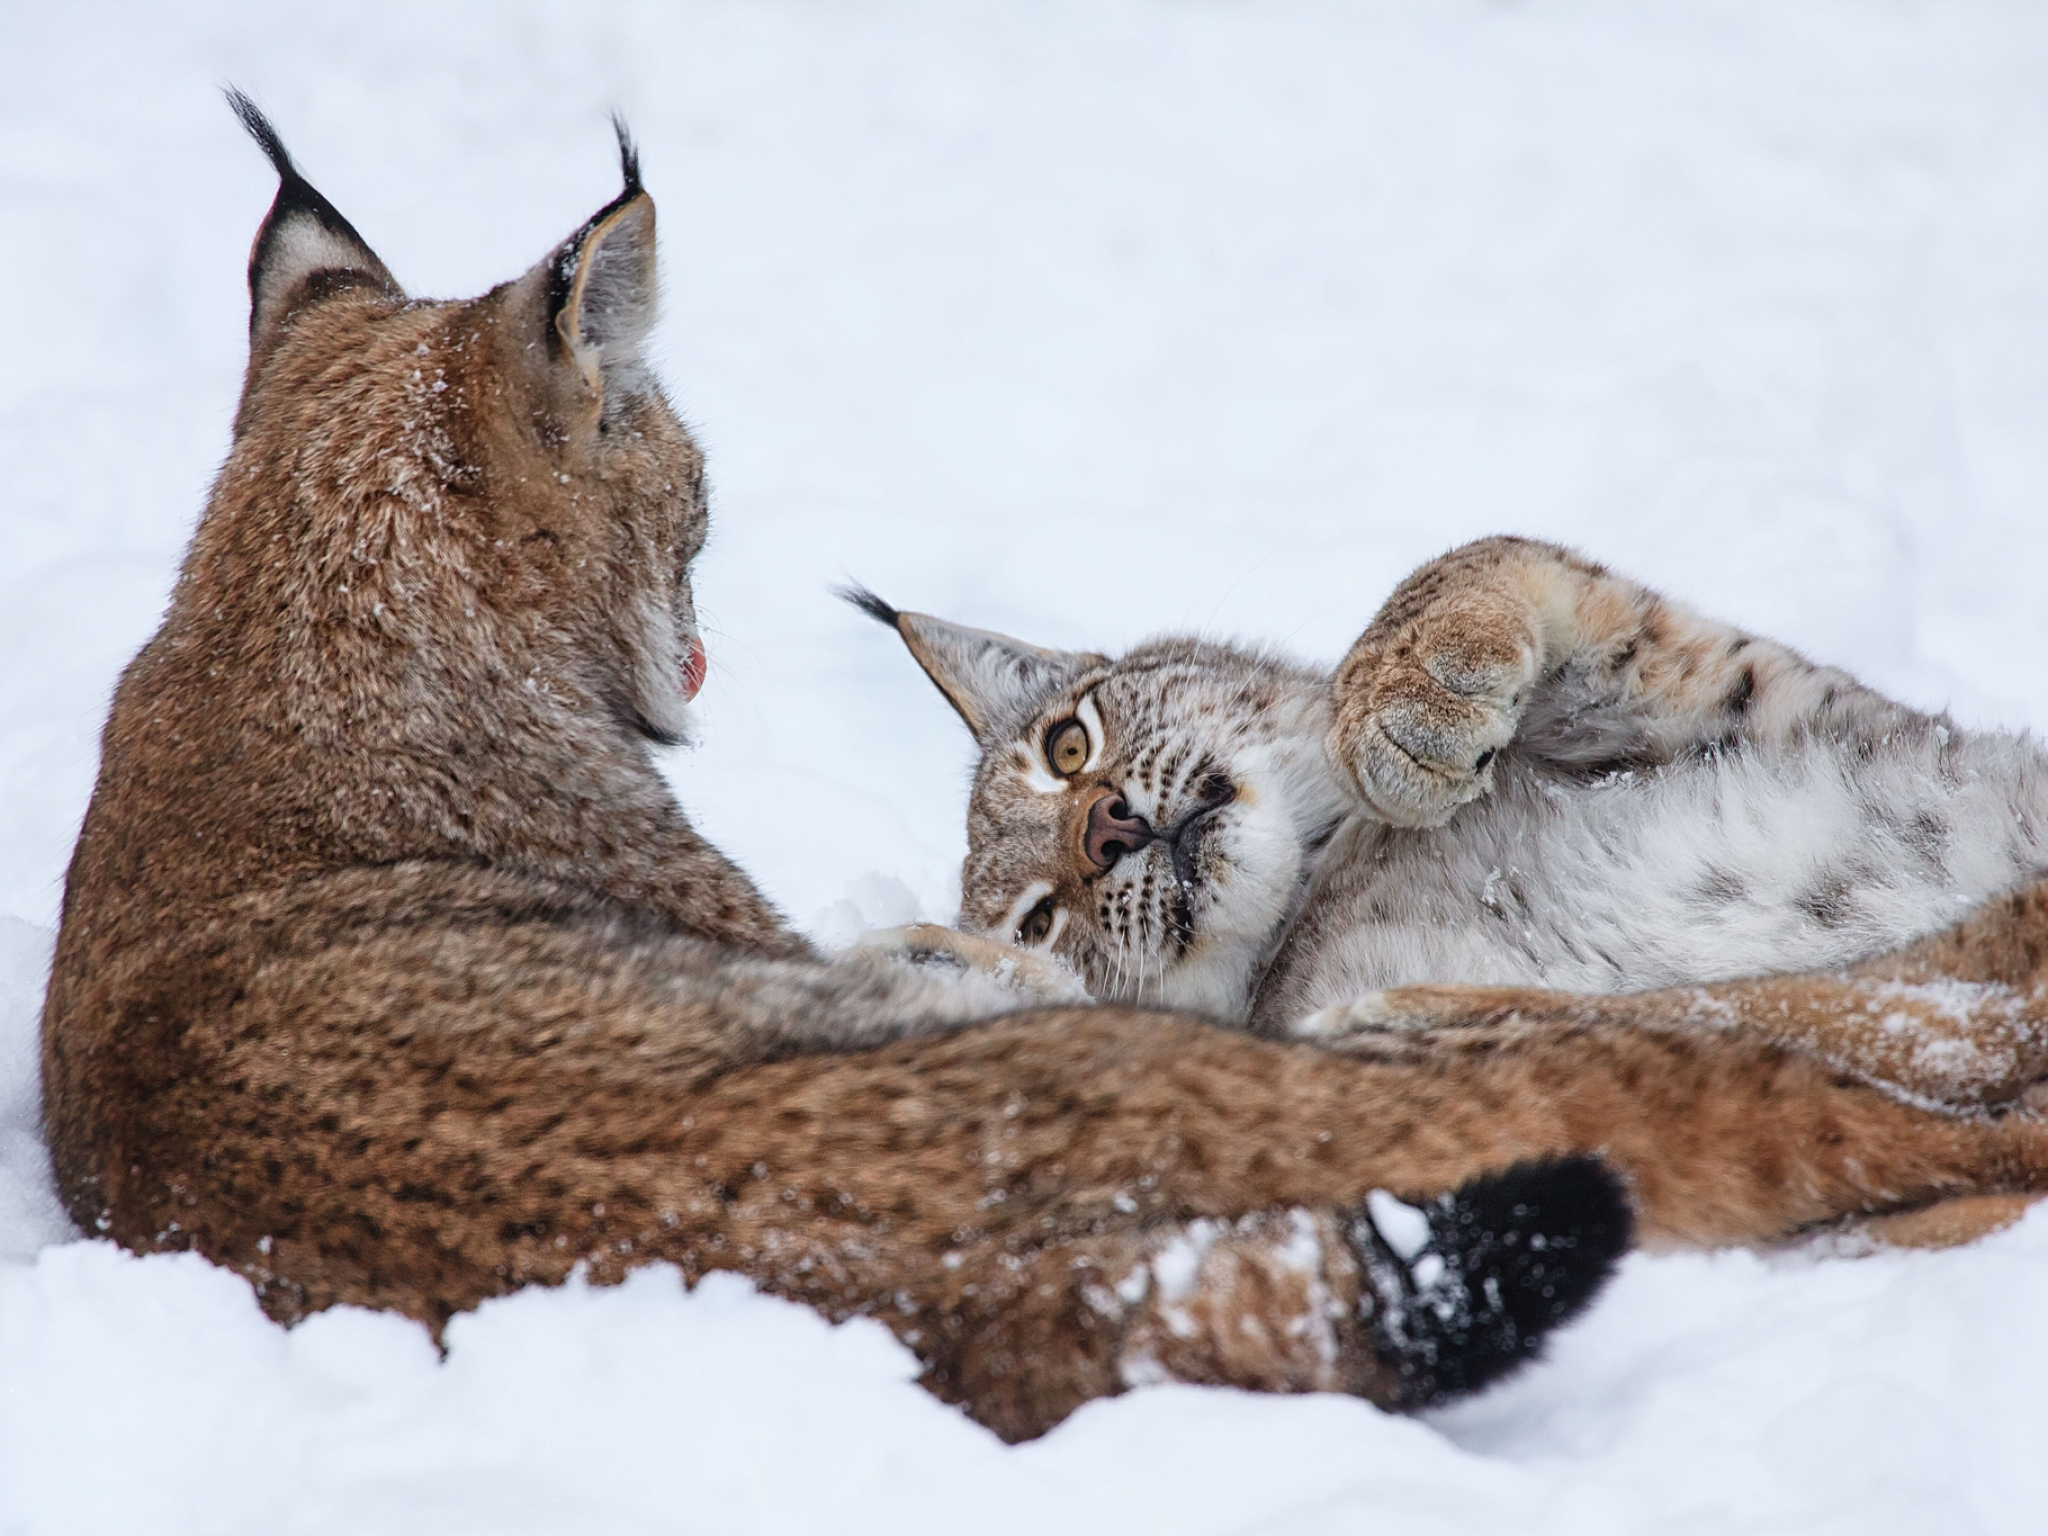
611, 112, 642, 198
837, 584, 902, 628
226, 88, 295, 180
225, 87, 399, 344
855, 604, 1100, 742
537, 119, 658, 398
1350, 1154, 1632, 1409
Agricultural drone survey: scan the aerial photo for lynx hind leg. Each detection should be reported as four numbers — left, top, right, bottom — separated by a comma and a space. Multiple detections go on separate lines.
1837, 1193, 2043, 1252
937, 1157, 1631, 1441
1835, 1196, 2039, 1253
1308, 852, 2048, 1104
1296, 971, 2048, 1112
1288, 985, 1554, 1053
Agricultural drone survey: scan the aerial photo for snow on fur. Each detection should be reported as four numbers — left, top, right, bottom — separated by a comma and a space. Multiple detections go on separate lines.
8, 3, 2048, 1531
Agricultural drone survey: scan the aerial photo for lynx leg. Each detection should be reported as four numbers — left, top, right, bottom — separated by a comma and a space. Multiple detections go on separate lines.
854, 923, 1090, 1005
1841, 1193, 2042, 1251
1691, 975, 2048, 1109
1296, 973, 2048, 1110
1297, 879, 2048, 1108
1331, 536, 1901, 826
1845, 879, 2048, 992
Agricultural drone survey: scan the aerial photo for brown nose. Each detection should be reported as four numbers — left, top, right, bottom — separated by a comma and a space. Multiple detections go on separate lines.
1084, 794, 1155, 872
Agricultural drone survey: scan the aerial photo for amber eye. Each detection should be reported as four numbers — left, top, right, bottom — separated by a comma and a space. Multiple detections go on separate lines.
1045, 719, 1090, 776
1017, 897, 1057, 945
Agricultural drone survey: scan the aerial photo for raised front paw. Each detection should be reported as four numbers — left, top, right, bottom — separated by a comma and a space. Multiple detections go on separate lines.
1329, 594, 1540, 827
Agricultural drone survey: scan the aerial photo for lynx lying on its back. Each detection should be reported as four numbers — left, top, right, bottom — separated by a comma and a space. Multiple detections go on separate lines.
45, 97, 2048, 1450
47, 99, 1671, 1442
862, 538, 2048, 1122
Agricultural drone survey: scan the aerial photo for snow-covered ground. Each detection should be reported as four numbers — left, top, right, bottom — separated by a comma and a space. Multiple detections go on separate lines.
6, 2, 2048, 1530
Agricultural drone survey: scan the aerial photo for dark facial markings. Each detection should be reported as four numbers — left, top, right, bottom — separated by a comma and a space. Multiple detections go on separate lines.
980, 653, 1304, 994
1047, 719, 1089, 776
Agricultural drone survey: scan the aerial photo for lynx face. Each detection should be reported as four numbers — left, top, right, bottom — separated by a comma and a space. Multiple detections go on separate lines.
854, 594, 1352, 1018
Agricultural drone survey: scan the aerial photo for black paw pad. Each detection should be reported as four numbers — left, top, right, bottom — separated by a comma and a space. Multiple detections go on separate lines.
1348, 1154, 1633, 1409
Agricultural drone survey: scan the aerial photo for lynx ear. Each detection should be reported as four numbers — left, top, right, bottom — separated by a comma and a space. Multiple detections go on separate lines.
842, 586, 1101, 742
539, 118, 657, 404
227, 90, 401, 349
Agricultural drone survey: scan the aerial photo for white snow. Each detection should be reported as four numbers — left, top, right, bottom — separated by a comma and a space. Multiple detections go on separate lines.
1367, 1189, 1434, 1264
8, 2, 2048, 1529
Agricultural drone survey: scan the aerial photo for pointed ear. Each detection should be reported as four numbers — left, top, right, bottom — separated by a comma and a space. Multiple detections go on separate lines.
536, 118, 657, 406
227, 90, 401, 349
841, 586, 1102, 742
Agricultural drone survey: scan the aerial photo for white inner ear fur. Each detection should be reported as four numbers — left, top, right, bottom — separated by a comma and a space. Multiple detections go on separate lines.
565, 201, 657, 399
254, 217, 385, 333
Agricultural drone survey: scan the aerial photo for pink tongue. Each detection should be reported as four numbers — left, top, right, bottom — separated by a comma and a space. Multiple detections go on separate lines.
681, 637, 708, 702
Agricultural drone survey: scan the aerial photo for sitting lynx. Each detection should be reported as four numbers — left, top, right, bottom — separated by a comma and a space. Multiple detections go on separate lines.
860, 540, 2048, 1241
40, 98, 2048, 1449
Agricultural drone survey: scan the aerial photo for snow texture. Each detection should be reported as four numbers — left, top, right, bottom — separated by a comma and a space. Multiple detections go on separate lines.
7, 2, 2048, 1530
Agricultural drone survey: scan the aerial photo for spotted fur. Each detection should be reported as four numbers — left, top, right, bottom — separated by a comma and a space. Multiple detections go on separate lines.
46, 106, 1707, 1443
870, 538, 2048, 1145
48, 106, 2048, 1456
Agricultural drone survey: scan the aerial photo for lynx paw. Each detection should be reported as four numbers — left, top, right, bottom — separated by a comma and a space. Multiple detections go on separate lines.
1291, 992, 1435, 1045
1330, 616, 1539, 827
858, 923, 1091, 1005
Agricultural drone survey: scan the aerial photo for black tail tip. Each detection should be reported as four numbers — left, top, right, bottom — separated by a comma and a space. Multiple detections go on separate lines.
224, 87, 295, 180
1352, 1154, 1633, 1410
837, 583, 902, 628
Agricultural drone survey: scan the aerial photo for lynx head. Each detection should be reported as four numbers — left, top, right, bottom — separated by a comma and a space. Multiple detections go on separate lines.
216, 92, 707, 748
854, 592, 1354, 1020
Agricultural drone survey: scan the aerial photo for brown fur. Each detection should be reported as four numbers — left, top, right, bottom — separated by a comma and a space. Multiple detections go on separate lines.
1323, 881, 2048, 1118
39, 116, 2048, 1444
1304, 536, 2048, 1174
1328, 534, 1900, 830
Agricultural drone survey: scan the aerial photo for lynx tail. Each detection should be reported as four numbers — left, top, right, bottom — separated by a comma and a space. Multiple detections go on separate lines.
1355, 1155, 1632, 1407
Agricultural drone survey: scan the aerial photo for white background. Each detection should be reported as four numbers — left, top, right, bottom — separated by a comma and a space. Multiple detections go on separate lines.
4, 4, 2048, 1531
